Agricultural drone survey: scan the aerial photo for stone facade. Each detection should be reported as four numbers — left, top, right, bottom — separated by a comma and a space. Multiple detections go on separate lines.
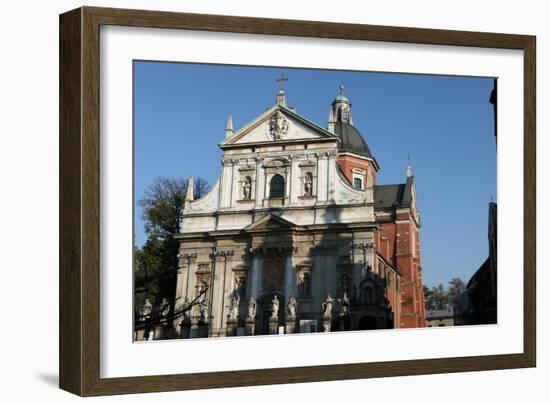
171, 85, 424, 338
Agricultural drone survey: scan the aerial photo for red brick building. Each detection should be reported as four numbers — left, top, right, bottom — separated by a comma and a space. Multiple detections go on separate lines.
334, 87, 425, 329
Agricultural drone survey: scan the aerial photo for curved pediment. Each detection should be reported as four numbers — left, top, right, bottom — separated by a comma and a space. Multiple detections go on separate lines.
263, 157, 290, 168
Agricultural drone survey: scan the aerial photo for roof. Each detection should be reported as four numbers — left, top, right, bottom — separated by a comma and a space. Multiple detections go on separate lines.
334, 94, 350, 103
333, 121, 373, 158
373, 176, 414, 209
466, 257, 490, 288
426, 305, 454, 319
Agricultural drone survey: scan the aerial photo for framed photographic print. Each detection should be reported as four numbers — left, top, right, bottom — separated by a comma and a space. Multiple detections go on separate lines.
59, 6, 536, 396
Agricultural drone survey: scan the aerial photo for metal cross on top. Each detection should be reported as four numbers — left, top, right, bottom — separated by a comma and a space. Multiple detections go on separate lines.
276, 73, 288, 91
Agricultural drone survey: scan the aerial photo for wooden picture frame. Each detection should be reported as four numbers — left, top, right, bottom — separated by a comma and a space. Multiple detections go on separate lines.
59, 6, 536, 396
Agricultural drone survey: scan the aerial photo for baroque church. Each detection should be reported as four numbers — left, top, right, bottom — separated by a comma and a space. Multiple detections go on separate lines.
173, 81, 425, 338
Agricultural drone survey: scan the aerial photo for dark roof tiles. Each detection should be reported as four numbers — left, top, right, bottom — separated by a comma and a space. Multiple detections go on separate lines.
374, 176, 414, 209
333, 121, 373, 158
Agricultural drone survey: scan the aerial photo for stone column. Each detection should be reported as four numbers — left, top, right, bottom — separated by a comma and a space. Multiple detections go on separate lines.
249, 253, 261, 299
316, 153, 328, 203
284, 254, 294, 309
255, 158, 265, 209
327, 151, 336, 203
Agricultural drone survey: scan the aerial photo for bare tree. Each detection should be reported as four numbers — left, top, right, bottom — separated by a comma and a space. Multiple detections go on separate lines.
134, 176, 210, 328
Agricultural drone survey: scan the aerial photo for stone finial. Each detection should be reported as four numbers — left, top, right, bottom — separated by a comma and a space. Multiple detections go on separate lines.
327, 107, 335, 133
225, 112, 234, 138
185, 176, 194, 202
276, 90, 286, 106
275, 73, 288, 106
406, 154, 413, 178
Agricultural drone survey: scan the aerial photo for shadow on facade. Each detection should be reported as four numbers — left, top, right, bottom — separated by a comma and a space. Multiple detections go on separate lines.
231, 205, 397, 337
143, 204, 396, 341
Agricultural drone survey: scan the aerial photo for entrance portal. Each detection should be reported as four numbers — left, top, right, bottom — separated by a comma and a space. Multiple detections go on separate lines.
357, 315, 378, 330
258, 293, 284, 335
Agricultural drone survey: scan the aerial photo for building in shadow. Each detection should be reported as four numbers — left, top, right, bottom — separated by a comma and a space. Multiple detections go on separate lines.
167, 84, 425, 339
454, 202, 497, 325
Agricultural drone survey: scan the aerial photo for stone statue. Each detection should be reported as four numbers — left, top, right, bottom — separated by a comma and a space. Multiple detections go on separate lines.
299, 271, 311, 297
270, 294, 280, 319
199, 299, 209, 323
287, 296, 297, 319
303, 172, 313, 196
339, 292, 350, 317
141, 298, 153, 317
159, 298, 170, 318
175, 298, 190, 322
322, 294, 334, 319
247, 297, 257, 320
242, 176, 252, 200
197, 280, 209, 297
228, 293, 240, 320
235, 275, 246, 297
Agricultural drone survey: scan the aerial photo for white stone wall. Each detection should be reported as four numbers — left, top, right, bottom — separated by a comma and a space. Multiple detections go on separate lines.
181, 105, 376, 235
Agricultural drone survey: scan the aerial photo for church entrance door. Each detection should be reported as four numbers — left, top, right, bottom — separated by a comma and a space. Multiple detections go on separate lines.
258, 293, 283, 335
357, 315, 378, 330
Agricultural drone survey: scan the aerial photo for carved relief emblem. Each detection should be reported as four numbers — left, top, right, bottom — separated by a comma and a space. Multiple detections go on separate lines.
268, 111, 289, 140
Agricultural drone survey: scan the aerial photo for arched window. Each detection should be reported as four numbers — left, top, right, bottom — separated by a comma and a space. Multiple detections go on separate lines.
269, 174, 285, 198
353, 177, 363, 189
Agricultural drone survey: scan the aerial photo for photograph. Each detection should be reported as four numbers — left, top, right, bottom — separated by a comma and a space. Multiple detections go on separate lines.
132, 62, 497, 341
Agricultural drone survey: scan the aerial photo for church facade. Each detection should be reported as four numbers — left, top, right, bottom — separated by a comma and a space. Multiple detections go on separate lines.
174, 84, 425, 338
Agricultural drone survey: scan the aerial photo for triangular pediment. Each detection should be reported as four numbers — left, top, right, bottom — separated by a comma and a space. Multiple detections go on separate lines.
243, 214, 296, 232
221, 106, 337, 147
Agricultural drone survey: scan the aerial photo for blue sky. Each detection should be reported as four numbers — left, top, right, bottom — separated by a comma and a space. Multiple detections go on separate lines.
134, 61, 496, 289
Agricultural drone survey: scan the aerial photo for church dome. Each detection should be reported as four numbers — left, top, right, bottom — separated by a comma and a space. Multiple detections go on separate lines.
333, 121, 373, 158
334, 93, 350, 103
329, 84, 373, 159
